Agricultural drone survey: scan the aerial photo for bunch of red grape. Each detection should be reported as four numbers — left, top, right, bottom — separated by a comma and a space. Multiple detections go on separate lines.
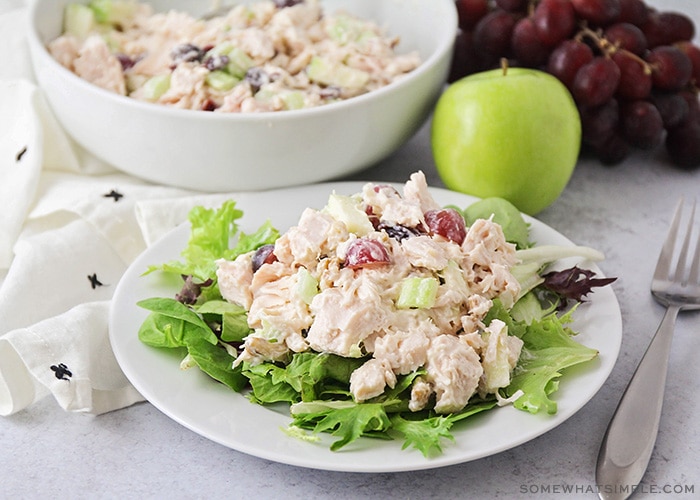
450, 0, 700, 169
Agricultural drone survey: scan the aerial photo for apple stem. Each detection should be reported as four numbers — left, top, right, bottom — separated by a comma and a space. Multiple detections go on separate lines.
500, 58, 508, 76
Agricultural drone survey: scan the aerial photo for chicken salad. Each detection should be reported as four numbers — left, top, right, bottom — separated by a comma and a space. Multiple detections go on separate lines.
48, 0, 422, 112
137, 172, 615, 456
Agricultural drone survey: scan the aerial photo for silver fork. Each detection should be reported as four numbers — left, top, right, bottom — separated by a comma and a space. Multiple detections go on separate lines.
596, 198, 700, 500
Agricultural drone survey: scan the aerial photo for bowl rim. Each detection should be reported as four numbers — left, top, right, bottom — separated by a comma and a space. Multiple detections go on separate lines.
27, 0, 458, 123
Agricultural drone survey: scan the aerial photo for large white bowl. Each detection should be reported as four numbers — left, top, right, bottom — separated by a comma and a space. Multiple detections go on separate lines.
27, 0, 457, 192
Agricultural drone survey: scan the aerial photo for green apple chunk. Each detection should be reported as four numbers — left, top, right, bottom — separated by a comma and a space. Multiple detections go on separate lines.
431, 67, 581, 215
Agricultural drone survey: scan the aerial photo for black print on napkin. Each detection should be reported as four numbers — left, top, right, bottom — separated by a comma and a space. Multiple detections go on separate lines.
16, 146, 27, 162
88, 273, 104, 289
50, 363, 72, 381
103, 189, 124, 202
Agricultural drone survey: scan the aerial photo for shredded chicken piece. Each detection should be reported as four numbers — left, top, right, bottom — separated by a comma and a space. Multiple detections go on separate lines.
408, 376, 432, 412
216, 254, 254, 309
349, 358, 397, 402
399, 236, 451, 271
306, 283, 387, 357
157, 63, 210, 110
403, 170, 441, 213
47, 35, 80, 70
72, 36, 126, 95
425, 335, 483, 414
372, 329, 431, 375
233, 336, 289, 368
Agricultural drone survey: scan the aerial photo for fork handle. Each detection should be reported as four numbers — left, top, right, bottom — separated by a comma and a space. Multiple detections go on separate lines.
595, 304, 680, 500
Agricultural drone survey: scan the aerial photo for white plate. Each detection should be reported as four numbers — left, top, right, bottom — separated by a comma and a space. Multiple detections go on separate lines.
109, 182, 622, 472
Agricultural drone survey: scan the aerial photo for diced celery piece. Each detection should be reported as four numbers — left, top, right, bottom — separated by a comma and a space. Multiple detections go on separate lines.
258, 320, 283, 342
232, 5, 254, 22
206, 42, 234, 56
89, 0, 136, 26
307, 56, 370, 89
326, 15, 355, 44
227, 47, 254, 79
480, 320, 512, 392
142, 74, 171, 100
101, 33, 119, 52
439, 260, 469, 296
396, 277, 439, 309
254, 88, 276, 102
89, 0, 114, 23
356, 29, 377, 45
206, 70, 239, 91
203, 44, 252, 78
281, 91, 305, 110
326, 15, 376, 46
64, 3, 96, 38
296, 268, 319, 305
347, 343, 363, 358
324, 193, 374, 236
126, 73, 147, 93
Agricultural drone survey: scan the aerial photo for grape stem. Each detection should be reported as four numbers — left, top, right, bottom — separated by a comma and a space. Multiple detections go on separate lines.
526, 0, 536, 17
576, 24, 653, 76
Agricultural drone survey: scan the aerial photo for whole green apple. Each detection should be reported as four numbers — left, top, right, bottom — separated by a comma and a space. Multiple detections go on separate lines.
431, 66, 581, 215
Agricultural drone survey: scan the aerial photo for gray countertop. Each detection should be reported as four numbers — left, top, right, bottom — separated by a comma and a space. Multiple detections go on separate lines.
4, 0, 700, 498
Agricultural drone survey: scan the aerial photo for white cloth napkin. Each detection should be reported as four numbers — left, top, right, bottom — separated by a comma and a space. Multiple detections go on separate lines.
0, 2, 235, 416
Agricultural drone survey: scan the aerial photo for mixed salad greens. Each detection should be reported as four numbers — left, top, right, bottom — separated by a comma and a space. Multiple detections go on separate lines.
137, 193, 614, 457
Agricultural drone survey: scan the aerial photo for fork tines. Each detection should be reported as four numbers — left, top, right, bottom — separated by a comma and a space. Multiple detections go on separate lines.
657, 198, 700, 286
